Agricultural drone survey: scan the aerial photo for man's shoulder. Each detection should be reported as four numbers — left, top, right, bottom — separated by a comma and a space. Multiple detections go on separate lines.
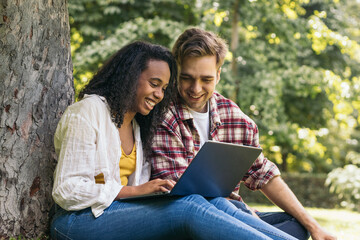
212, 92, 239, 108
160, 101, 183, 127
212, 92, 256, 126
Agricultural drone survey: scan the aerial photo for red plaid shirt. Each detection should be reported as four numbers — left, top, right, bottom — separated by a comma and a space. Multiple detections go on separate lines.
150, 92, 280, 201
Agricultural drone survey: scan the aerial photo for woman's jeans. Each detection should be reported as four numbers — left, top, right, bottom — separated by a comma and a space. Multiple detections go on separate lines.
229, 200, 310, 240
51, 194, 298, 240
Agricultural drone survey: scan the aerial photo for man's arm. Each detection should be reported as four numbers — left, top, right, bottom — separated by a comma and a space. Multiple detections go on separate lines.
261, 176, 336, 240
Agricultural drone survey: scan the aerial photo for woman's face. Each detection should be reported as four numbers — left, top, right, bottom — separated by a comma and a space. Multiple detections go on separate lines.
133, 60, 170, 115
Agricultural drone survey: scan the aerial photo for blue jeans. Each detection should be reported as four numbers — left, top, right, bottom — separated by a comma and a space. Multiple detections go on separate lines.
229, 200, 310, 240
51, 195, 297, 240
257, 212, 310, 240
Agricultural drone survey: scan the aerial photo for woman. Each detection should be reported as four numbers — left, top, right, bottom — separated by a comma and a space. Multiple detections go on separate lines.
50, 41, 297, 240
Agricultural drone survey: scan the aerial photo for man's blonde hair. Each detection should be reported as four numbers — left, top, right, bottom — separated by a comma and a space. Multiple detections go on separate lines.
172, 28, 228, 69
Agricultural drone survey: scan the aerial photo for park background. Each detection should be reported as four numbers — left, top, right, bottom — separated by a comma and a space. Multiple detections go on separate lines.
0, 0, 360, 239
68, 0, 360, 238
69, 0, 360, 210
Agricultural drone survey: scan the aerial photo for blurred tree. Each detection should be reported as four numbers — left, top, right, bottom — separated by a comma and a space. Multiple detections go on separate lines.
68, 0, 360, 174
214, 0, 360, 173
68, 0, 200, 96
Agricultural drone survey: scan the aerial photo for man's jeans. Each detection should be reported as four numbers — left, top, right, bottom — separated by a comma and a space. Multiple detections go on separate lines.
51, 194, 298, 240
230, 200, 310, 240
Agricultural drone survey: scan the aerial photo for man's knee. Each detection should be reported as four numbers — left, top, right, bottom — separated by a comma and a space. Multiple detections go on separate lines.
257, 212, 310, 240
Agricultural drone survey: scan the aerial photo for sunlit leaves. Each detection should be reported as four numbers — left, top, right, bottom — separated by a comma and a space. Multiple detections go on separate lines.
70, 28, 83, 56
308, 15, 360, 61
281, 4, 298, 19
266, 33, 281, 44
326, 165, 360, 210
214, 11, 227, 27
71, 15, 186, 99
68, 0, 360, 180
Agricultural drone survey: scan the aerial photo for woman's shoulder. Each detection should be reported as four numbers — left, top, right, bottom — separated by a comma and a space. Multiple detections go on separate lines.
63, 94, 109, 120
71, 94, 107, 111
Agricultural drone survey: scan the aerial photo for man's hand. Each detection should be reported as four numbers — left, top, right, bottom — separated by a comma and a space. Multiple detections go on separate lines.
261, 176, 337, 240
309, 224, 337, 240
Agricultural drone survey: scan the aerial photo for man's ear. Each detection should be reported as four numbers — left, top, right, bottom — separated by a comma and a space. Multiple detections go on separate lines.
216, 67, 222, 84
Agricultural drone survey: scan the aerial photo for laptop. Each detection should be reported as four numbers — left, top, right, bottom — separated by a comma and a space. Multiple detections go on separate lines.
119, 140, 262, 200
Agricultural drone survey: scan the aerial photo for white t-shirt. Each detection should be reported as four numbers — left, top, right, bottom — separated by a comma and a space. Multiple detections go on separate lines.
188, 104, 210, 148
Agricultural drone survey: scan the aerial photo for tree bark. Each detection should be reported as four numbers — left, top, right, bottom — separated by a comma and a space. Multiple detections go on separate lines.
0, 0, 73, 238
230, 0, 240, 101
281, 152, 289, 172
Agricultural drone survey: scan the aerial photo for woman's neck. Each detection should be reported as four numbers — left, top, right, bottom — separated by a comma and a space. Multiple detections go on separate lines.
119, 112, 136, 154
121, 111, 136, 128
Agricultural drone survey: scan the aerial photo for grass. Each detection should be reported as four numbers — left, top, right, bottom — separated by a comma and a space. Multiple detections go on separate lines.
251, 204, 360, 240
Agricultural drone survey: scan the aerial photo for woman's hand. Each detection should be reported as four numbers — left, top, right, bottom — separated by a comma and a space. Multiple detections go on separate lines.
115, 179, 176, 200
135, 179, 176, 195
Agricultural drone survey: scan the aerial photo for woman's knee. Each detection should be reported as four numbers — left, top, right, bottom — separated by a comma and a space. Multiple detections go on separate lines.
208, 197, 240, 213
209, 197, 229, 205
173, 194, 215, 217
181, 194, 208, 203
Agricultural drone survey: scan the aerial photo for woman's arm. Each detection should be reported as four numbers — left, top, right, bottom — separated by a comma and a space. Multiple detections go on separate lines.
53, 109, 121, 215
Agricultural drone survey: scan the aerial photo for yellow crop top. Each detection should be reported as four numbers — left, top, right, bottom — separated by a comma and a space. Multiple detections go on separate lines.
95, 144, 136, 185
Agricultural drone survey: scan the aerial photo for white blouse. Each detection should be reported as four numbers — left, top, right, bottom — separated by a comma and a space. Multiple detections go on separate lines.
52, 94, 151, 218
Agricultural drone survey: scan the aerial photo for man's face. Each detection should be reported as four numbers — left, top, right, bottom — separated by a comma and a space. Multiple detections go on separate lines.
178, 56, 220, 113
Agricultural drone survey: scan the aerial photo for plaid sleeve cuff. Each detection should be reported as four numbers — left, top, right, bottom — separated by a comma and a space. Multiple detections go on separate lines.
244, 156, 281, 190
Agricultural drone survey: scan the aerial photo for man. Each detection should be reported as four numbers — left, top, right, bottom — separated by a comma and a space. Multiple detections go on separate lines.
150, 28, 336, 240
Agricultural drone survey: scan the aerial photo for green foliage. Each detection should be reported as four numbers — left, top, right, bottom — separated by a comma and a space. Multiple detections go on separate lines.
68, 0, 196, 97
215, 0, 360, 174
325, 151, 360, 211
240, 173, 342, 209
72, 17, 186, 95
68, 0, 360, 183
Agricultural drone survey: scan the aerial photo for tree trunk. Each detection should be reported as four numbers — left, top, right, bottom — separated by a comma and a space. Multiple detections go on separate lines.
281, 152, 289, 172
230, 0, 240, 101
0, 0, 73, 238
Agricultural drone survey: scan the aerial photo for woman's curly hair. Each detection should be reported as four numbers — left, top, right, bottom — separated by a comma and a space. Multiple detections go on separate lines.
79, 41, 177, 157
